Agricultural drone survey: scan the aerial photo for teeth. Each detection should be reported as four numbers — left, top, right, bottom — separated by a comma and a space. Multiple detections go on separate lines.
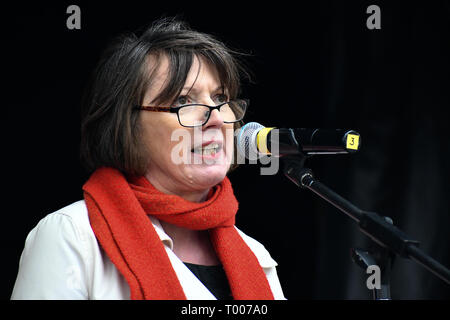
202, 143, 219, 150
192, 143, 220, 155
203, 148, 216, 156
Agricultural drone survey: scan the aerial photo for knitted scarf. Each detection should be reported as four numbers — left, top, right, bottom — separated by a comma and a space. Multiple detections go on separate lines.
82, 167, 274, 300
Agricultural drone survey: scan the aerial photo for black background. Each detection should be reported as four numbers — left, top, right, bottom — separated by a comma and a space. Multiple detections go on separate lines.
5, 1, 450, 299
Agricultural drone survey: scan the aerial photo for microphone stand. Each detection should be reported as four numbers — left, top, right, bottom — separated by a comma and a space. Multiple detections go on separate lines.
282, 156, 450, 299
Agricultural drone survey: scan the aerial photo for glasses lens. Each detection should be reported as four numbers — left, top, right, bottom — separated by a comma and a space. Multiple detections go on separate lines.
177, 100, 247, 126
178, 105, 211, 126
224, 100, 247, 123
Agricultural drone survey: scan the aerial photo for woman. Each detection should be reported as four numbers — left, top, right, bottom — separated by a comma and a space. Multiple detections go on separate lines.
11, 18, 285, 300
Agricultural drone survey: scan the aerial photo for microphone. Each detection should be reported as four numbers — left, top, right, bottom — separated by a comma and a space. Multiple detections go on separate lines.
237, 122, 361, 159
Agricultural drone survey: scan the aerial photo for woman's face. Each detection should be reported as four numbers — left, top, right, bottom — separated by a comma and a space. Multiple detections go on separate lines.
139, 55, 235, 199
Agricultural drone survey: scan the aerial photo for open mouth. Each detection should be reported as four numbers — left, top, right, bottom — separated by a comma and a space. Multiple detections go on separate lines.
191, 142, 222, 156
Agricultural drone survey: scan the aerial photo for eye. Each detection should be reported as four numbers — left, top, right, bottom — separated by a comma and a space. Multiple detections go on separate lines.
173, 95, 192, 106
214, 93, 228, 104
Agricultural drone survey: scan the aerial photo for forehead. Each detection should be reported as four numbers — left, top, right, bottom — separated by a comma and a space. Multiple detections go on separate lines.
144, 53, 222, 103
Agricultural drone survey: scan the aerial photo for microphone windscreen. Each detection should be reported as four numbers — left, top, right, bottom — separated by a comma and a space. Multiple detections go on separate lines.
237, 122, 264, 160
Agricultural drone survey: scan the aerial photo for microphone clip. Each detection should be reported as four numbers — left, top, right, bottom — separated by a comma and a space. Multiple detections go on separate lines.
282, 155, 310, 188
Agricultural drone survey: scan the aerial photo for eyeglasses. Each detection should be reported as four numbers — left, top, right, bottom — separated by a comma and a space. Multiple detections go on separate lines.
136, 99, 248, 127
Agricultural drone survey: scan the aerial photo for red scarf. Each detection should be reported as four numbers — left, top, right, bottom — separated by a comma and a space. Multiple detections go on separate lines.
82, 167, 274, 300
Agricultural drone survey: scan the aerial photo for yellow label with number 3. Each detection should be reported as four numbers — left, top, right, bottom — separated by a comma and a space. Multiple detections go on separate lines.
346, 134, 360, 150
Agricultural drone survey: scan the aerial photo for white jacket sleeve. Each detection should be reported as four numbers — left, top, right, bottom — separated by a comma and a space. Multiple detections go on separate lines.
11, 212, 89, 300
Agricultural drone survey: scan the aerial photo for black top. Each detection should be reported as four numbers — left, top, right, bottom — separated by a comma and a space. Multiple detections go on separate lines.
184, 262, 232, 300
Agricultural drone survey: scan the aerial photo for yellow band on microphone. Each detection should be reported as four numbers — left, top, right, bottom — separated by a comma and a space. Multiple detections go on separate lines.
257, 127, 275, 154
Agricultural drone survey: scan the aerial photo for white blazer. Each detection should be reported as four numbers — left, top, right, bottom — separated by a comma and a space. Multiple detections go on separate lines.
11, 200, 286, 300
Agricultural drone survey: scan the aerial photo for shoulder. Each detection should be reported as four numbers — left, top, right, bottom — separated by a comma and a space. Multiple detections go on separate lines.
24, 200, 91, 248
26, 200, 94, 248
234, 226, 278, 268
11, 201, 93, 299
50, 200, 90, 227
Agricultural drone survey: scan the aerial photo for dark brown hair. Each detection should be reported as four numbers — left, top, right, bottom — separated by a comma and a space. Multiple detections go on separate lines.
80, 17, 250, 176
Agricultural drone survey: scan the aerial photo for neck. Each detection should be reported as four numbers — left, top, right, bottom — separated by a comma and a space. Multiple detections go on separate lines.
160, 221, 220, 266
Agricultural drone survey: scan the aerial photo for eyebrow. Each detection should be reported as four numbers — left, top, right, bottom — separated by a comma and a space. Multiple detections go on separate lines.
181, 85, 224, 94
148, 86, 225, 105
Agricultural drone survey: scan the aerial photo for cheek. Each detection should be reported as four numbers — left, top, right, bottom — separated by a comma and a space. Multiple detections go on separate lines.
140, 115, 184, 163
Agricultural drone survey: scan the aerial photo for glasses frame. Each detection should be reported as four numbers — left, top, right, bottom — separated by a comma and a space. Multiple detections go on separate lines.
136, 99, 249, 127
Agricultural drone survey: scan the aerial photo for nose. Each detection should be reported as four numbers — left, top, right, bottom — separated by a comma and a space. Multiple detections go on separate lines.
203, 106, 224, 129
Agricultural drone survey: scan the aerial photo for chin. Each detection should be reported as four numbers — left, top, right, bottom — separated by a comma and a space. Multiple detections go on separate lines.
188, 164, 229, 188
